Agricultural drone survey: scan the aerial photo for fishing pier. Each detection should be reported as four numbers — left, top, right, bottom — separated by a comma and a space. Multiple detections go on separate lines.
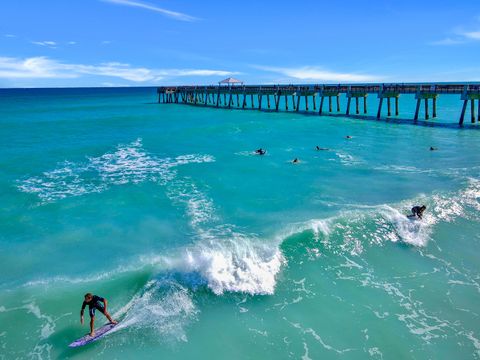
157, 84, 480, 125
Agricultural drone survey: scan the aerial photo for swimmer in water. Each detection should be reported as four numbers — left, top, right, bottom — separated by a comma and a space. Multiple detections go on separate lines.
255, 148, 266, 155
292, 158, 300, 164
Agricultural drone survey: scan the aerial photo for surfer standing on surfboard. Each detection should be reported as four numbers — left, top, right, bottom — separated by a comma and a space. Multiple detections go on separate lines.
80, 293, 117, 337
407, 205, 426, 219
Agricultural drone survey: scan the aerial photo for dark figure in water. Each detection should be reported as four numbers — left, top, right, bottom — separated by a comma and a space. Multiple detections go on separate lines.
408, 205, 426, 219
430, 147, 438, 151
292, 158, 299, 164
345, 135, 352, 139
255, 148, 266, 155
316, 146, 329, 151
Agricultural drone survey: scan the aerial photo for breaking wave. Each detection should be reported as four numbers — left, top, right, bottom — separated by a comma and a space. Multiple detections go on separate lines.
279, 177, 480, 255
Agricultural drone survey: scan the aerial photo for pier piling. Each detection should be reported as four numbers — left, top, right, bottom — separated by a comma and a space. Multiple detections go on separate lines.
471, 99, 475, 123
157, 83, 480, 126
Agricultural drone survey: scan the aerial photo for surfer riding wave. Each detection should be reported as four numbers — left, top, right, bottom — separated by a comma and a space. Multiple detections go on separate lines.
80, 293, 117, 337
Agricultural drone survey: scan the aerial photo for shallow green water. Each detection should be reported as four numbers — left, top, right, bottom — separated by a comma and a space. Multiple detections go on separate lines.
0, 88, 479, 359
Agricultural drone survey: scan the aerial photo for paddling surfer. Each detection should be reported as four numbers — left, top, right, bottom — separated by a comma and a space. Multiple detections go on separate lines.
80, 293, 117, 337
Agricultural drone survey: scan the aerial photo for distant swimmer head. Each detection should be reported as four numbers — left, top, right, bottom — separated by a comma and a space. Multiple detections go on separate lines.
292, 158, 299, 163
430, 146, 438, 151
255, 148, 266, 155
345, 136, 352, 139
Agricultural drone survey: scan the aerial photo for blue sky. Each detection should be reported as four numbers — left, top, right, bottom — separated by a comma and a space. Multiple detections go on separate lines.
0, 0, 479, 87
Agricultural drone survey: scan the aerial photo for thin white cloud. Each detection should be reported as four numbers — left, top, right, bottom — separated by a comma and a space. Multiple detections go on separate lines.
431, 18, 480, 45
67, 41, 77, 45
429, 37, 465, 46
31, 41, 57, 48
252, 65, 381, 83
101, 82, 131, 87
0, 56, 235, 82
4, 34, 16, 38
0, 57, 76, 79
101, 0, 197, 22
461, 30, 480, 40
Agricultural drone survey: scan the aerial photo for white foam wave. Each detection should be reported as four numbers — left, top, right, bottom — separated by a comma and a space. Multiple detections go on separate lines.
181, 229, 283, 295
375, 164, 480, 180
374, 164, 435, 174
140, 227, 284, 296
431, 177, 480, 222
17, 138, 215, 203
165, 178, 217, 228
112, 279, 197, 343
279, 179, 480, 255
333, 151, 363, 166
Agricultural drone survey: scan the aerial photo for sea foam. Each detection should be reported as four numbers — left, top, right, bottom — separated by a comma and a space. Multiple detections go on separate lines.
17, 138, 215, 203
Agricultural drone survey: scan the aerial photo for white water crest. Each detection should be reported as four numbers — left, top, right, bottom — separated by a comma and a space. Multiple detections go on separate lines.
157, 229, 284, 295
111, 279, 197, 343
279, 178, 480, 255
17, 138, 215, 203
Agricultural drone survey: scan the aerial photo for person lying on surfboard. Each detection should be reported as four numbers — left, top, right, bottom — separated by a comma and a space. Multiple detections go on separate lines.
407, 205, 426, 219
80, 293, 117, 337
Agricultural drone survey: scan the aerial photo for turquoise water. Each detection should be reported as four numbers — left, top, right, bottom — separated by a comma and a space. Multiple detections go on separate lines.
0, 87, 479, 359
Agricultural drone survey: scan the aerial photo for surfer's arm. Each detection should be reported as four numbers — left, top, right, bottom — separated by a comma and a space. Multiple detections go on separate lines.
80, 302, 86, 324
102, 298, 108, 313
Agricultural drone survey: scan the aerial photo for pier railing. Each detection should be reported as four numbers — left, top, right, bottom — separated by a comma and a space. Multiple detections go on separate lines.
157, 83, 480, 125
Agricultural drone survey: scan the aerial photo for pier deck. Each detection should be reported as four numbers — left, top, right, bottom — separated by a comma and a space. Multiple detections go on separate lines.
157, 84, 480, 125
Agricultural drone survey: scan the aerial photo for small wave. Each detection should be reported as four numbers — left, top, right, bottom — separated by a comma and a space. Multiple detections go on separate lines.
234, 150, 258, 157
374, 164, 434, 174
333, 151, 363, 166
375, 164, 480, 180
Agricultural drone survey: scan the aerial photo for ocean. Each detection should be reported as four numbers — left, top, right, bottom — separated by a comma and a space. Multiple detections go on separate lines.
0, 87, 479, 359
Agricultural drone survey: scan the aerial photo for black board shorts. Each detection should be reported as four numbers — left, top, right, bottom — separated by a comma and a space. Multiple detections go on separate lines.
89, 303, 105, 318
